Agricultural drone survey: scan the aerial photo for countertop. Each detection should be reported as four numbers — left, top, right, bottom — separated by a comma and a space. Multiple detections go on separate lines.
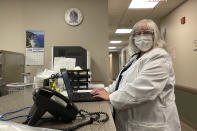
0, 88, 116, 131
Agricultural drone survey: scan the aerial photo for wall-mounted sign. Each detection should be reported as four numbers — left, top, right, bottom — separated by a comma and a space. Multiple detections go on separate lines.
26, 30, 44, 65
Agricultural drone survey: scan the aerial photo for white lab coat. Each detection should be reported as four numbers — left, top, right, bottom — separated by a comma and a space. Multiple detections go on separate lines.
105, 48, 181, 131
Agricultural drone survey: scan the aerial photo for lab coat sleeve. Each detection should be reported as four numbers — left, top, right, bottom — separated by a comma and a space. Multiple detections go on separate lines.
104, 80, 117, 94
109, 54, 170, 111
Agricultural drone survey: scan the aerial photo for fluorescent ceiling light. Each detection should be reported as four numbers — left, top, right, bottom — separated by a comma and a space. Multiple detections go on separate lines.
108, 47, 117, 49
129, 0, 159, 9
110, 41, 122, 44
115, 29, 132, 34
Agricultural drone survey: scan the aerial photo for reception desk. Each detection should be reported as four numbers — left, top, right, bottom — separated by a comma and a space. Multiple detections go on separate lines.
0, 88, 116, 131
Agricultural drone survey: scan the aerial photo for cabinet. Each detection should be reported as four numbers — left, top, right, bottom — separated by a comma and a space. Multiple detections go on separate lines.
0, 50, 25, 96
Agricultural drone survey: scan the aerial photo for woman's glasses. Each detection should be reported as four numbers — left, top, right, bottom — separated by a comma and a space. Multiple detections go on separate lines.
133, 30, 154, 37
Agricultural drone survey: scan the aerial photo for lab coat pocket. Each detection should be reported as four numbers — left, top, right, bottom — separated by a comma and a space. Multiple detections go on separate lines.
128, 121, 168, 131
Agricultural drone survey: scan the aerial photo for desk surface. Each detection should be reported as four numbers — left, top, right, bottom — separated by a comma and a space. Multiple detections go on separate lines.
0, 88, 116, 131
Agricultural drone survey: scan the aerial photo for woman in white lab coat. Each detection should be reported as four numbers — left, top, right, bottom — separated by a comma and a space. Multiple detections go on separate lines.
91, 19, 181, 131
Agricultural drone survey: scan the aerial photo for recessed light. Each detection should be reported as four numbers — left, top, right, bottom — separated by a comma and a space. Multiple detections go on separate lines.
115, 29, 132, 34
108, 47, 117, 49
110, 41, 122, 44
129, 0, 159, 9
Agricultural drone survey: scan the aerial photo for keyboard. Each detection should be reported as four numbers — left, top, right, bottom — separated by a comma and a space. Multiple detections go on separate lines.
71, 92, 103, 102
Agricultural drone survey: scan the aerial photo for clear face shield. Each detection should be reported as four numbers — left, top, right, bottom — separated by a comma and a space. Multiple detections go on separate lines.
132, 30, 154, 38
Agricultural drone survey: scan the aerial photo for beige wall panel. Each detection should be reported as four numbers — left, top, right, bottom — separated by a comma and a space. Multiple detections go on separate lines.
160, 0, 197, 88
109, 54, 113, 81
112, 52, 119, 80
0, 0, 109, 85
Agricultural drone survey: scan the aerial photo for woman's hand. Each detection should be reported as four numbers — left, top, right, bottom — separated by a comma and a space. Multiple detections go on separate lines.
90, 88, 109, 101
90, 88, 104, 95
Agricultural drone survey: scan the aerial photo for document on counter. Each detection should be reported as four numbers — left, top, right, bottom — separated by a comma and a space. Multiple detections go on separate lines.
6, 83, 33, 87
60, 91, 68, 97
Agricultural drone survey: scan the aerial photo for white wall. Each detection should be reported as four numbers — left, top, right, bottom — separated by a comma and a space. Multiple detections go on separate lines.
0, 0, 109, 85
160, 0, 197, 88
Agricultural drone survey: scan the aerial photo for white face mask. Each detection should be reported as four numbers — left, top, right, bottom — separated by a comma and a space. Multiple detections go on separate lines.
134, 35, 153, 52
